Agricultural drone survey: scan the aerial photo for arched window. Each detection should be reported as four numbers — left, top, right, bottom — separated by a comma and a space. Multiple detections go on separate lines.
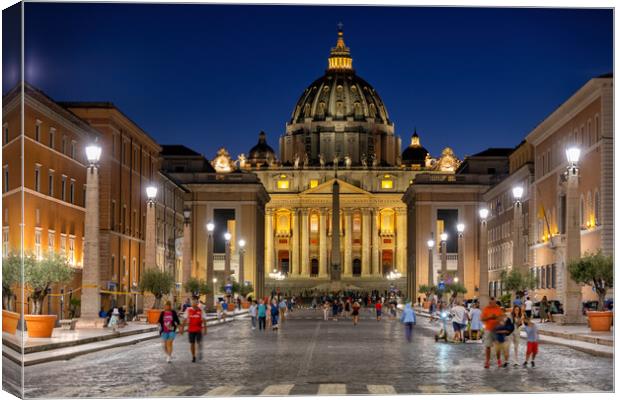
310, 213, 319, 233
587, 119, 592, 146
594, 190, 601, 225
594, 114, 600, 141
587, 191, 592, 227
352, 259, 361, 276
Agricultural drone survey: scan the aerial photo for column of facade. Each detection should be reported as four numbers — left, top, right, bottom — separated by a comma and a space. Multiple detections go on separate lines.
395, 208, 407, 273
264, 209, 274, 275
300, 208, 310, 277
319, 208, 328, 277
361, 208, 371, 276
371, 209, 381, 276
343, 209, 352, 277
290, 208, 299, 276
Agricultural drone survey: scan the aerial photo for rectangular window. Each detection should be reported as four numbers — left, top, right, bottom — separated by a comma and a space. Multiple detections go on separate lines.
277, 180, 289, 189
68, 237, 75, 265
71, 141, 76, 159
49, 128, 55, 149
69, 181, 75, 204
35, 121, 41, 142
381, 180, 393, 189
48, 230, 55, 252
48, 171, 54, 197
60, 234, 67, 256
61, 176, 67, 201
34, 229, 42, 259
111, 255, 116, 279
551, 263, 557, 288
132, 258, 137, 285
62, 136, 67, 155
34, 167, 41, 192
309, 179, 319, 189
3, 123, 8, 144
2, 227, 9, 254
3, 166, 8, 192
111, 201, 116, 230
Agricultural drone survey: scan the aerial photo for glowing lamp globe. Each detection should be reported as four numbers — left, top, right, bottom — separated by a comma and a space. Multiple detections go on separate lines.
440, 232, 448, 242
566, 147, 581, 164
427, 239, 435, 249
85, 145, 102, 165
456, 223, 465, 234
512, 186, 524, 201
238, 239, 246, 248
146, 186, 158, 200
479, 208, 489, 220
206, 222, 215, 232
224, 232, 232, 241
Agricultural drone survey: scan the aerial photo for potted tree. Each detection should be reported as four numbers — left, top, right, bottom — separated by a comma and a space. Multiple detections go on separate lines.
139, 269, 175, 324
418, 284, 434, 310
220, 281, 240, 311
24, 253, 74, 338
568, 250, 614, 331
183, 277, 211, 302
447, 282, 467, 304
2, 253, 22, 334
500, 269, 535, 308
239, 283, 254, 308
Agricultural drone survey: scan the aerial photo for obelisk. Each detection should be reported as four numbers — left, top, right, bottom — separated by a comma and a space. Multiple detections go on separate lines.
331, 174, 341, 281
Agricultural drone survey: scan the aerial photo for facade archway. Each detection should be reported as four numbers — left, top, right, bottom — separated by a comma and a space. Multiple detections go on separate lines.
352, 258, 361, 276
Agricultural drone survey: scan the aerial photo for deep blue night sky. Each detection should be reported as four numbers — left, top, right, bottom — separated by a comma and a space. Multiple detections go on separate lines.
4, 4, 613, 160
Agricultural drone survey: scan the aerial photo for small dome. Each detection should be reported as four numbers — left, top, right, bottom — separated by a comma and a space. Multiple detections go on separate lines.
401, 129, 429, 166
248, 131, 276, 166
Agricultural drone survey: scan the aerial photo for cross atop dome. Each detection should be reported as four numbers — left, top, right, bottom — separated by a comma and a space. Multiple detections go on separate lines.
328, 23, 353, 71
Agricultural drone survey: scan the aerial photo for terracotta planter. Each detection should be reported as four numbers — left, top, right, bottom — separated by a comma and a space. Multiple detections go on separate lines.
146, 309, 162, 324
24, 314, 57, 338
423, 301, 431, 310
2, 310, 20, 335
241, 301, 250, 309
587, 311, 613, 332
227, 303, 235, 312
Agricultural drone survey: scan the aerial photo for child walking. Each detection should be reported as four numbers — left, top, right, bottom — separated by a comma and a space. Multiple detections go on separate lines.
522, 319, 539, 368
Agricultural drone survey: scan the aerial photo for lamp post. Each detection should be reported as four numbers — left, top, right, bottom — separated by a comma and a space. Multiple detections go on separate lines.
182, 210, 192, 298
427, 238, 435, 286
224, 232, 232, 283
238, 239, 246, 287
512, 185, 524, 273
456, 223, 465, 289
206, 222, 214, 309
81, 144, 101, 322
212, 278, 217, 308
440, 232, 448, 281
478, 207, 490, 307
145, 185, 158, 271
561, 146, 582, 323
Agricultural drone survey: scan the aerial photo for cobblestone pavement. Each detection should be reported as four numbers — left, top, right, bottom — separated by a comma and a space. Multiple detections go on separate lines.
4, 308, 613, 397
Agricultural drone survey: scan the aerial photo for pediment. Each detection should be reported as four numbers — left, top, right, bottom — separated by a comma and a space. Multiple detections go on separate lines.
300, 178, 372, 197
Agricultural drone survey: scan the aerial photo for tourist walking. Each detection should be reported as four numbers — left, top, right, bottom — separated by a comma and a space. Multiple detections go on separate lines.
493, 315, 514, 368
332, 299, 339, 321
522, 318, 539, 367
481, 297, 504, 369
400, 301, 417, 342
323, 301, 330, 320
352, 301, 361, 326
509, 305, 524, 366
183, 298, 207, 363
158, 301, 181, 363
540, 296, 549, 323
257, 299, 267, 331
524, 296, 533, 319
271, 299, 280, 331
375, 300, 383, 321
450, 300, 467, 343
220, 299, 228, 322
468, 302, 482, 341
249, 300, 258, 330
279, 298, 288, 324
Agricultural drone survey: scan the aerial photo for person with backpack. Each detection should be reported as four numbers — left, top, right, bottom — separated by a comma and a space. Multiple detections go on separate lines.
271, 299, 280, 331
158, 301, 181, 363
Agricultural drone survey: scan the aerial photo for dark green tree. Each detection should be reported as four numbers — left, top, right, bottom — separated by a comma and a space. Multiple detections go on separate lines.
568, 250, 613, 311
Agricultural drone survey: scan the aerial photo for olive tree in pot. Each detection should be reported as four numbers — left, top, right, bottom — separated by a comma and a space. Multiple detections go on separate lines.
418, 284, 434, 310
239, 282, 254, 308
139, 269, 175, 324
568, 250, 614, 331
500, 269, 535, 307
2, 253, 22, 334
24, 253, 74, 337
183, 277, 211, 301
447, 282, 467, 304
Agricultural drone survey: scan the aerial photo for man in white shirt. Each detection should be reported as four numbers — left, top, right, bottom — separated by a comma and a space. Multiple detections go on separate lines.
450, 300, 468, 343
524, 297, 534, 319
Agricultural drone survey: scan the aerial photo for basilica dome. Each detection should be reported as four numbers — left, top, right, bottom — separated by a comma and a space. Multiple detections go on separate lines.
247, 131, 276, 167
282, 27, 400, 167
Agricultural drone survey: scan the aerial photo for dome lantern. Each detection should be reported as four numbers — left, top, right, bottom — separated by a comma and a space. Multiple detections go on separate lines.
401, 128, 429, 167
327, 23, 353, 71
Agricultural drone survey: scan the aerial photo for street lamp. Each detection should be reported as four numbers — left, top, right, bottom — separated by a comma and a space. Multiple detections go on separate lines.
456, 223, 465, 238
512, 186, 524, 204
562, 146, 582, 322
440, 232, 448, 281
146, 185, 158, 203
238, 239, 246, 286
456, 223, 465, 290
427, 238, 435, 286
566, 147, 581, 166
206, 222, 215, 308
479, 206, 490, 307
212, 278, 217, 306
224, 232, 232, 284
81, 144, 102, 320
